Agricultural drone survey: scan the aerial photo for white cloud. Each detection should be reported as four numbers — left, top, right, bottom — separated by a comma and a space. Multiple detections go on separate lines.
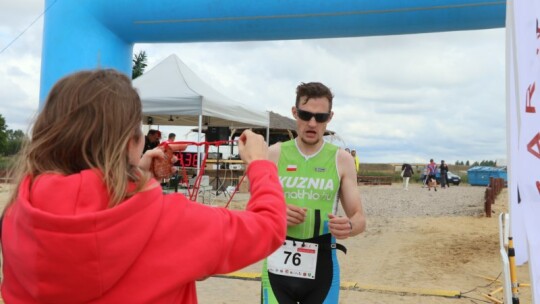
0, 0, 507, 164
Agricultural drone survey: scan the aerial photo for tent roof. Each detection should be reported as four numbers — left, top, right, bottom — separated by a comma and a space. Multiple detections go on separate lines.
268, 111, 297, 130
133, 54, 269, 128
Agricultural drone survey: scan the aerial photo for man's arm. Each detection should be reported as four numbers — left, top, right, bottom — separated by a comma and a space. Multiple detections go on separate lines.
328, 149, 366, 239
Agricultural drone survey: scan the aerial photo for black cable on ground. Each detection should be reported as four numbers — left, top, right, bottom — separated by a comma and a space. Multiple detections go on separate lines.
461, 272, 502, 295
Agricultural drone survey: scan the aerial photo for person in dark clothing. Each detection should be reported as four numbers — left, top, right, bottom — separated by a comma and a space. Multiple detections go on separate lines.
401, 163, 414, 190
143, 129, 161, 154
440, 160, 450, 188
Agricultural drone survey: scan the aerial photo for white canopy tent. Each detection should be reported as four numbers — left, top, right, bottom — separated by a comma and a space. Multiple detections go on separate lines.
133, 54, 269, 130
133, 54, 270, 173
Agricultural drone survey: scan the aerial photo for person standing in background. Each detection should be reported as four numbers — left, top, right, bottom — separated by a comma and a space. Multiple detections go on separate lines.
166, 132, 176, 143
422, 167, 428, 188
401, 163, 414, 190
351, 149, 360, 174
143, 129, 161, 153
440, 160, 449, 189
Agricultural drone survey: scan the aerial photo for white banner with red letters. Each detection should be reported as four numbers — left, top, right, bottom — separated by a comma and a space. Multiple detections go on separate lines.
508, 0, 540, 300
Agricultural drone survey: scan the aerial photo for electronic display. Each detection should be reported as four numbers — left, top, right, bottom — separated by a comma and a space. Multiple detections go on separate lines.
174, 152, 199, 168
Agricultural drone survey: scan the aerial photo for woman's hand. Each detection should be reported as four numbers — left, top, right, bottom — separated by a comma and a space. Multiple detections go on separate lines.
237, 130, 267, 165
139, 148, 166, 172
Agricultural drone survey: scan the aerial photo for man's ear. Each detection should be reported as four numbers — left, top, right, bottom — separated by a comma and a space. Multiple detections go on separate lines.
327, 111, 334, 123
291, 106, 297, 118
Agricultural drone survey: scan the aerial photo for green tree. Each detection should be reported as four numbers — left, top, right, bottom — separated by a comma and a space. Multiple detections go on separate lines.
466, 160, 470, 166
4, 129, 26, 155
132, 50, 148, 79
478, 160, 496, 166
0, 114, 8, 153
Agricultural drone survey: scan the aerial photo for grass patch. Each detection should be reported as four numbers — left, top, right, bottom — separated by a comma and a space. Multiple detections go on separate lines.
0, 156, 13, 171
0, 156, 18, 175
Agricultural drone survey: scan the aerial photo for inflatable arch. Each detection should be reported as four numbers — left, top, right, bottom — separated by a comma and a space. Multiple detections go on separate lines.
40, 0, 505, 103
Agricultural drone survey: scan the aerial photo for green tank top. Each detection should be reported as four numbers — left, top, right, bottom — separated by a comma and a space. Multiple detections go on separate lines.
278, 140, 340, 239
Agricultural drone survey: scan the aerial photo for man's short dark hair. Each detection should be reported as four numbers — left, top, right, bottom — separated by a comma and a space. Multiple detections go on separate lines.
295, 82, 334, 110
148, 129, 161, 139
168, 133, 176, 139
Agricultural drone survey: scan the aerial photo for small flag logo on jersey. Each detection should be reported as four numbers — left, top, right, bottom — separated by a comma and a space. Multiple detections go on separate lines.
286, 165, 297, 172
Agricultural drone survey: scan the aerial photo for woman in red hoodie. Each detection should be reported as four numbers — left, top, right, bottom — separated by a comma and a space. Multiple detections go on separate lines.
1, 69, 287, 303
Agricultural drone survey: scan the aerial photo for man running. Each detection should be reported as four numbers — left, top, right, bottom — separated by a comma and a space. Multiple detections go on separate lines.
261, 82, 366, 303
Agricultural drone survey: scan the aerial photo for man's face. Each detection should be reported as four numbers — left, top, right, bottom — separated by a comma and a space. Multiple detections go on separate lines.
351, 151, 356, 156
149, 133, 160, 143
292, 96, 333, 146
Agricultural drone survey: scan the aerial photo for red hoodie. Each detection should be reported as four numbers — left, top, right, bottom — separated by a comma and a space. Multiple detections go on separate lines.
1, 160, 286, 303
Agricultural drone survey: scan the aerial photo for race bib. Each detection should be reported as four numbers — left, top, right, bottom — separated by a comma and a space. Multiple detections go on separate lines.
267, 240, 318, 279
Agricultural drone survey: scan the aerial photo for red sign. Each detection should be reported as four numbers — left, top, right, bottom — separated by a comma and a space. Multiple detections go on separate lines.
297, 248, 316, 254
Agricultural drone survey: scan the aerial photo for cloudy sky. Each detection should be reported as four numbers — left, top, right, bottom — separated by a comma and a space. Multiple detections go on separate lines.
0, 1, 507, 164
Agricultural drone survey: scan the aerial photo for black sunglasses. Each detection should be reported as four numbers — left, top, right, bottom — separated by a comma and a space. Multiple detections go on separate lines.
296, 108, 331, 123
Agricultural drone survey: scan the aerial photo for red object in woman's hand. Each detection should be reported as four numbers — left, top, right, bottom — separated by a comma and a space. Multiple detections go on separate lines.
152, 143, 174, 179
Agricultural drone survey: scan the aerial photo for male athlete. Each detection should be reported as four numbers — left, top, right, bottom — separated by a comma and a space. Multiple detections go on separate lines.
261, 82, 366, 303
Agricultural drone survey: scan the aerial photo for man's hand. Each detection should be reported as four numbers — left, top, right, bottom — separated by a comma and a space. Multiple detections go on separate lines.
327, 214, 352, 240
286, 204, 307, 226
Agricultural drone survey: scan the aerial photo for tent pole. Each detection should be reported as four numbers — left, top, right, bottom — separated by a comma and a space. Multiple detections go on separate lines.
197, 115, 202, 176
230, 128, 235, 156
266, 111, 270, 144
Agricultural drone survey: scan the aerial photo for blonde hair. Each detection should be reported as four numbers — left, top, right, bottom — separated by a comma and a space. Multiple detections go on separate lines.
7, 69, 150, 209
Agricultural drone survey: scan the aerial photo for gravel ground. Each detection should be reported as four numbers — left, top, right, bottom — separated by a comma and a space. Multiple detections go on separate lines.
358, 183, 487, 218
216, 181, 488, 218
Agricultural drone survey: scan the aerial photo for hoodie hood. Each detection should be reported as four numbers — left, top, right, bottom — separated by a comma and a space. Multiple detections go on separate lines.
2, 170, 163, 303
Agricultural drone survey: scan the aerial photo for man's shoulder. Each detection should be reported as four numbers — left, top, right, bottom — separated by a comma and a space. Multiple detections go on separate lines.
269, 141, 282, 152
336, 148, 355, 168
268, 142, 283, 164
